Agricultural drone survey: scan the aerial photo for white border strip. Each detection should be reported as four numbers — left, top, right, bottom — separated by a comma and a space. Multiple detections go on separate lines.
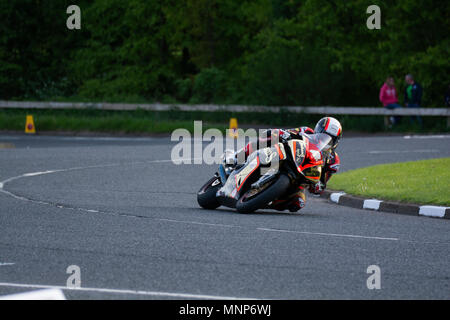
0, 289, 66, 300
419, 206, 448, 218
0, 282, 253, 300
363, 199, 382, 211
330, 192, 346, 203
329, 192, 448, 219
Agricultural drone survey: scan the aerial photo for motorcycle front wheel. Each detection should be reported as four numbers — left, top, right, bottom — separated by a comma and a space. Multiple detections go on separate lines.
236, 174, 290, 214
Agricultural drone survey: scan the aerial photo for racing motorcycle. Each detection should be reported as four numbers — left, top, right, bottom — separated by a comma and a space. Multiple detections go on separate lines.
197, 132, 333, 213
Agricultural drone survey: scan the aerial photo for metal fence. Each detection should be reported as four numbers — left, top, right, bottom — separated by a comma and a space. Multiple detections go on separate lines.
1, 100, 449, 125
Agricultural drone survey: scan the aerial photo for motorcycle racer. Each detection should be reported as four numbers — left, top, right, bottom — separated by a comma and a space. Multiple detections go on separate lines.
225, 117, 342, 212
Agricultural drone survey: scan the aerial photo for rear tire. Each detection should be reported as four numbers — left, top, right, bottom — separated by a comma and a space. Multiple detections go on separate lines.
197, 176, 222, 210
236, 174, 290, 214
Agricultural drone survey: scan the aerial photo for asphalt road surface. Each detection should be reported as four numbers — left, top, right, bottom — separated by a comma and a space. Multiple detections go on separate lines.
0, 133, 449, 299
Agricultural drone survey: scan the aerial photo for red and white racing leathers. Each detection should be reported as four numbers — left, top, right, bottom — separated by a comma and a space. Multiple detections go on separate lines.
235, 127, 340, 212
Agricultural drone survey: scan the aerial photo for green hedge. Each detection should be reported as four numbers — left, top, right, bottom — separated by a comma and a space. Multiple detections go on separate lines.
1, 1, 448, 107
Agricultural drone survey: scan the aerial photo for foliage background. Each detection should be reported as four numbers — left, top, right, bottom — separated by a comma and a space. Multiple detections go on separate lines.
1, 0, 449, 107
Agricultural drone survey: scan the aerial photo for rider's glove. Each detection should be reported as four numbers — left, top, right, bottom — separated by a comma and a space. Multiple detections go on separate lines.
222, 150, 237, 166
280, 129, 291, 141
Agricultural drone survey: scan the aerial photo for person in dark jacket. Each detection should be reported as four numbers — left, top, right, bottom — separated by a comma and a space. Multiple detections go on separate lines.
445, 84, 450, 107
404, 74, 423, 126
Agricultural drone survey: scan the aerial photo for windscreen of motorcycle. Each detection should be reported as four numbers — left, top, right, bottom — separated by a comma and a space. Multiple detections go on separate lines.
304, 133, 333, 152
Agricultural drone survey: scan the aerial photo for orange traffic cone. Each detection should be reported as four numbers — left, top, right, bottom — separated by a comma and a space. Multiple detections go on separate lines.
25, 115, 36, 134
229, 118, 238, 139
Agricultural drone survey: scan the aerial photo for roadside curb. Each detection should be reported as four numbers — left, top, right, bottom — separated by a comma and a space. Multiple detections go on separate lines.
320, 190, 450, 219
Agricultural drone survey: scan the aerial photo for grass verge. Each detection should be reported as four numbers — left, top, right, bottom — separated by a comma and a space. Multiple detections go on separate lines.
0, 108, 448, 134
0, 109, 228, 134
328, 158, 450, 206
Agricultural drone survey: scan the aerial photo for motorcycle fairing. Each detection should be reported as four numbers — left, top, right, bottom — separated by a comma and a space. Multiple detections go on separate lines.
235, 154, 260, 192
217, 153, 260, 202
216, 144, 286, 202
287, 139, 307, 173
289, 138, 324, 182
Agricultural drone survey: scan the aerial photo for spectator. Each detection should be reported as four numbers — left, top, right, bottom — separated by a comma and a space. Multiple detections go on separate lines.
404, 74, 423, 126
445, 84, 450, 107
379, 76, 401, 126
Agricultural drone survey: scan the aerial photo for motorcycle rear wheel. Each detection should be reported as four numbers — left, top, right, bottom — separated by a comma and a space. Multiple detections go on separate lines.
197, 176, 222, 210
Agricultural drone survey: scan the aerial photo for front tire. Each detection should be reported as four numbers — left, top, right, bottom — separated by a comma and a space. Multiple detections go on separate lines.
236, 174, 290, 214
197, 176, 222, 210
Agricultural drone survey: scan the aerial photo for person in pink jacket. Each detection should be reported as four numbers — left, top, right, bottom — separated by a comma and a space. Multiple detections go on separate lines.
379, 76, 401, 126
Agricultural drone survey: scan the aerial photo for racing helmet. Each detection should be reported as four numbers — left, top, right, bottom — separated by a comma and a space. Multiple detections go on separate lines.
314, 117, 342, 148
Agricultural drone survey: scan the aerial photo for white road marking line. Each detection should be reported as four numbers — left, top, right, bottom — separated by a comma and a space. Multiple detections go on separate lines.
0, 282, 254, 300
419, 206, 448, 218
0, 157, 201, 210
22, 171, 60, 177
157, 218, 237, 228
0, 158, 199, 191
363, 199, 382, 211
404, 135, 450, 139
0, 165, 117, 189
368, 149, 439, 154
257, 227, 399, 241
63, 137, 156, 142
0, 157, 406, 242
330, 192, 345, 203
0, 263, 15, 266
0, 136, 160, 142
